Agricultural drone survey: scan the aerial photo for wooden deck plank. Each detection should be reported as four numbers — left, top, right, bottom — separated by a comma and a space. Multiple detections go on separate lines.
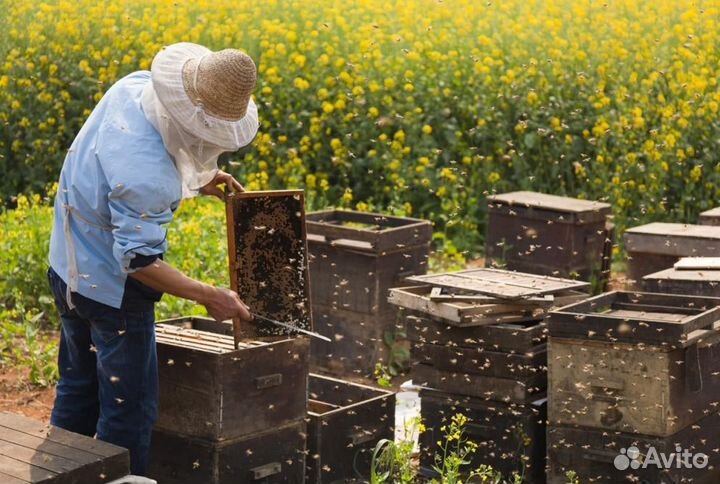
0, 428, 100, 466
0, 454, 56, 483
0, 470, 30, 484
0, 414, 123, 459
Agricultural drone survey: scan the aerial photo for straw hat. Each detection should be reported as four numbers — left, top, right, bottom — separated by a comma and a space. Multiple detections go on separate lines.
182, 49, 256, 121
149, 42, 259, 149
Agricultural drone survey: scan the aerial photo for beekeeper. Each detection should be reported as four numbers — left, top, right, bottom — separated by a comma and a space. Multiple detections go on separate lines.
47, 43, 255, 475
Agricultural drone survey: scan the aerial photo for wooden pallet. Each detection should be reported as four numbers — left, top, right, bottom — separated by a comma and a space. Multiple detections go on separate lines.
0, 413, 128, 483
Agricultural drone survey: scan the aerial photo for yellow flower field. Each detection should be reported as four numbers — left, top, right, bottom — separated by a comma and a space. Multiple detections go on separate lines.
1, 0, 719, 252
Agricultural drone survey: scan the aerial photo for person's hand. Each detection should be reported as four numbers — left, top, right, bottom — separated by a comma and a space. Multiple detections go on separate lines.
202, 287, 252, 322
199, 170, 244, 200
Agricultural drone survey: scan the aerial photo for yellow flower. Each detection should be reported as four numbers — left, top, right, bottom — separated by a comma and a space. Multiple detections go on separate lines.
421, 124, 432, 135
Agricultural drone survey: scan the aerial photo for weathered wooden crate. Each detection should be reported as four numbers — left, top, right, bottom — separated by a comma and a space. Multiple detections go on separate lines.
699, 206, 720, 226
547, 413, 720, 484
0, 413, 129, 484
305, 374, 395, 484
226, 190, 312, 341
548, 331, 720, 437
306, 210, 431, 314
155, 317, 309, 441
402, 309, 547, 353
148, 420, 306, 484
624, 222, 720, 287
643, 258, 720, 297
306, 210, 431, 376
547, 290, 720, 345
412, 341, 547, 380
418, 390, 546, 483
485, 191, 612, 283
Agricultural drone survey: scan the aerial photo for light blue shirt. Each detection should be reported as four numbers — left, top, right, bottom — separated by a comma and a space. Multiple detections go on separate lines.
49, 71, 182, 309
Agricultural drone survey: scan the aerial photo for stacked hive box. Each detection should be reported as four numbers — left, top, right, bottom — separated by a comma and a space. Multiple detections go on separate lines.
148, 318, 309, 484
699, 207, 720, 226
643, 257, 720, 298
149, 191, 313, 484
485, 191, 613, 287
306, 210, 432, 377
390, 268, 590, 482
546, 291, 720, 483
624, 223, 720, 287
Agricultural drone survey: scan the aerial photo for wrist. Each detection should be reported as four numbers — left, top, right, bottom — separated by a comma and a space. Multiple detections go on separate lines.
194, 283, 216, 306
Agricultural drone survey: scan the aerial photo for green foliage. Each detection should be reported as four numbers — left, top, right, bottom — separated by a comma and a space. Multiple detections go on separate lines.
0, 307, 59, 387
370, 416, 420, 484
0, 193, 56, 319
4, 0, 720, 256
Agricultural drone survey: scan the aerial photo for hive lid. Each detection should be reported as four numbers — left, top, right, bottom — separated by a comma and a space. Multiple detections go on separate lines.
405, 268, 589, 300
624, 223, 720, 256
487, 191, 611, 223
226, 190, 313, 342
700, 207, 720, 217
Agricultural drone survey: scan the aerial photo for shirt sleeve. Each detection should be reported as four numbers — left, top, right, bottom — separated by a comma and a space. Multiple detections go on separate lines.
108, 180, 175, 273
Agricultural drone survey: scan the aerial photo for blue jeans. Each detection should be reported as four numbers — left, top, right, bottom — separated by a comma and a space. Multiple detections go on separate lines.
48, 268, 158, 475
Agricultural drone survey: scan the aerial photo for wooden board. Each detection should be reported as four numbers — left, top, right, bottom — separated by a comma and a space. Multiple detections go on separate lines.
306, 374, 394, 483
406, 268, 589, 300
699, 207, 720, 226
412, 363, 546, 404
643, 268, 720, 298
624, 222, 720, 256
148, 421, 306, 484
226, 190, 312, 340
674, 257, 720, 270
402, 310, 547, 353
0, 413, 129, 483
547, 290, 720, 344
412, 342, 546, 379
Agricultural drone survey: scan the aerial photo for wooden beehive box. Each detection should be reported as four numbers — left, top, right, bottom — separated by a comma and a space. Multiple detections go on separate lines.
226, 190, 313, 339
148, 420, 306, 484
547, 291, 720, 436
624, 222, 720, 287
0, 413, 129, 484
699, 207, 720, 226
485, 191, 612, 284
306, 210, 431, 376
305, 374, 395, 484
643, 257, 720, 297
547, 412, 720, 484
155, 317, 309, 441
418, 390, 546, 483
